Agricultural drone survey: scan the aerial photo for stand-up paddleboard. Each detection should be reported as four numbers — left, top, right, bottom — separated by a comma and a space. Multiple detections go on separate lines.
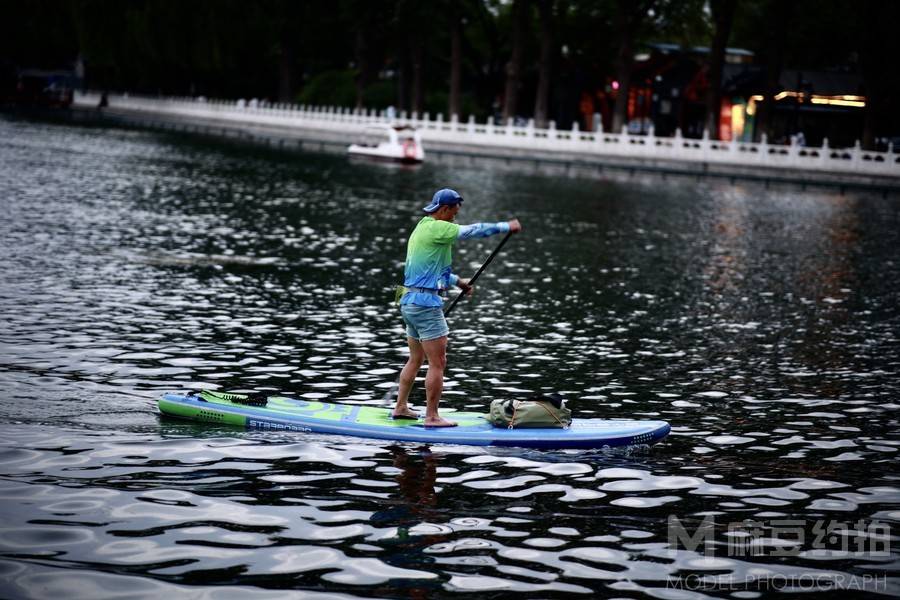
158, 391, 670, 450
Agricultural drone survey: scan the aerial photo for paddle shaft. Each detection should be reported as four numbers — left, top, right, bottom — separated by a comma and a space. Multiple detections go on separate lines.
443, 230, 513, 316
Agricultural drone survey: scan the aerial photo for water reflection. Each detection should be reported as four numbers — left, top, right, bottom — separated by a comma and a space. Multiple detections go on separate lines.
372, 446, 439, 530
0, 425, 897, 596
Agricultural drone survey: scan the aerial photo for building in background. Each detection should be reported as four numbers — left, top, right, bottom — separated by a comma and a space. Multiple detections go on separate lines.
600, 43, 867, 148
3, 68, 79, 109
731, 69, 864, 147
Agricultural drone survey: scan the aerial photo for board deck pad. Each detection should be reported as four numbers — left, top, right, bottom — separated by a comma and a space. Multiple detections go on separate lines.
158, 391, 670, 450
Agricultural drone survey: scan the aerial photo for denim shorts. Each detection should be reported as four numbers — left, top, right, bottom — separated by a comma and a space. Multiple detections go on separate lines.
401, 305, 449, 341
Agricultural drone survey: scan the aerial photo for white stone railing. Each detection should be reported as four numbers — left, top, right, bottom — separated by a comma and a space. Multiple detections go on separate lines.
74, 91, 899, 178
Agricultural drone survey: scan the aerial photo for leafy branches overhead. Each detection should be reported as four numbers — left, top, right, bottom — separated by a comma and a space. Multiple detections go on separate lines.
3, 0, 886, 135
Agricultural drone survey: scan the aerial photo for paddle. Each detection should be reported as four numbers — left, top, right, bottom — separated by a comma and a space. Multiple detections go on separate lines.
443, 230, 513, 317
381, 229, 515, 402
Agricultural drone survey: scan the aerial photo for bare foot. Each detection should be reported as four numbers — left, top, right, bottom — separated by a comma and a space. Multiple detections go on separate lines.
391, 410, 420, 420
423, 417, 457, 428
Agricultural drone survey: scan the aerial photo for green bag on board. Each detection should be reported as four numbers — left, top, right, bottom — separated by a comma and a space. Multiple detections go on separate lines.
488, 393, 572, 429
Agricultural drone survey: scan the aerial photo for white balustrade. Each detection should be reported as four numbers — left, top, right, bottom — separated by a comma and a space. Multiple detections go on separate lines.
71, 91, 899, 178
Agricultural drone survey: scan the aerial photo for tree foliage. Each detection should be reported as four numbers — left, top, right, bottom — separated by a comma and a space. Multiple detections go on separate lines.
2, 0, 892, 138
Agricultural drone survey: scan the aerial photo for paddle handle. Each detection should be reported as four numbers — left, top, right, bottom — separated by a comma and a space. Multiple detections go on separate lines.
444, 229, 514, 317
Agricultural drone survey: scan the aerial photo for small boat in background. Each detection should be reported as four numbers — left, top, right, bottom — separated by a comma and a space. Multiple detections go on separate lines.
347, 125, 425, 164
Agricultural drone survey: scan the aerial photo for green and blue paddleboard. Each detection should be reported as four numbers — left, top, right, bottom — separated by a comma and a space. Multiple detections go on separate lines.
158, 391, 670, 450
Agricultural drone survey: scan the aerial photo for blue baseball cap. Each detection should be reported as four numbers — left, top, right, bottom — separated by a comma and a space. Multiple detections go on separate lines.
423, 188, 464, 213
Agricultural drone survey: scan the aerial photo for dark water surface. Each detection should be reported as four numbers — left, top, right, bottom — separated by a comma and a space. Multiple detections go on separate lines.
1, 116, 898, 599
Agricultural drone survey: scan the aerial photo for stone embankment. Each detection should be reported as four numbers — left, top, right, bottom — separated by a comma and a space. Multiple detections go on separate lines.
73, 92, 900, 193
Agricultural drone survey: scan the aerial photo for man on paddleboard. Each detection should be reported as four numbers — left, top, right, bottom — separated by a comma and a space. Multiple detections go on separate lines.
393, 188, 521, 427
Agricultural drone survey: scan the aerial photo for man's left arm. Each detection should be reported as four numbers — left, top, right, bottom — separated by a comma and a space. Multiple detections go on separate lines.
456, 221, 510, 241
450, 221, 516, 293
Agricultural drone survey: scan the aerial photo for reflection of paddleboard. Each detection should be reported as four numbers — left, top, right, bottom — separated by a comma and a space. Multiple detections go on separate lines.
158, 391, 670, 450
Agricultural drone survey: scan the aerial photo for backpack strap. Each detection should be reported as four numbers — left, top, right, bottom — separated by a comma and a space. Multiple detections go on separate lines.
506, 398, 569, 429
535, 400, 569, 428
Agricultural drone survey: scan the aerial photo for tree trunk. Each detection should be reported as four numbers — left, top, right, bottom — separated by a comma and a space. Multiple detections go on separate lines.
354, 28, 368, 110
859, 0, 891, 150
502, 0, 529, 123
755, 1, 791, 142
275, 0, 302, 104
611, 0, 642, 134
533, 0, 554, 128
277, 26, 294, 102
447, 2, 462, 118
411, 35, 424, 115
704, 0, 736, 139
611, 34, 633, 132
397, 37, 411, 112
861, 78, 879, 150
448, 4, 462, 119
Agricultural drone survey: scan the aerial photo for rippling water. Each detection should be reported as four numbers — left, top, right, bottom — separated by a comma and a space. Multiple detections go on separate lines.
1, 116, 898, 599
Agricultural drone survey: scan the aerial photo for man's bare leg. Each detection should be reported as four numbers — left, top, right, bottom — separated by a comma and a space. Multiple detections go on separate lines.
393, 337, 424, 418
421, 336, 456, 427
